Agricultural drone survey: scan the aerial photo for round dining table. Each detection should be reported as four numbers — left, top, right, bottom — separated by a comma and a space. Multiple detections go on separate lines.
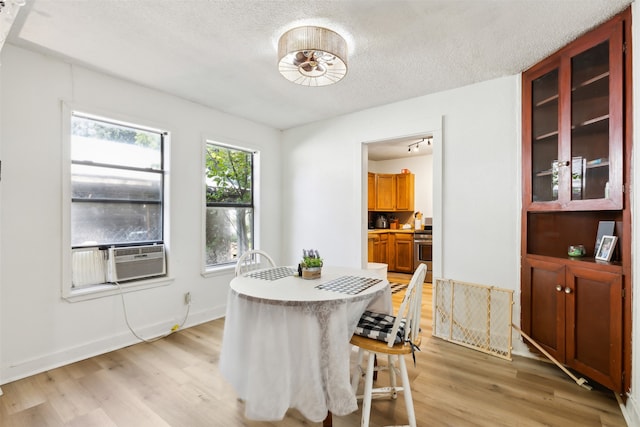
219, 265, 391, 423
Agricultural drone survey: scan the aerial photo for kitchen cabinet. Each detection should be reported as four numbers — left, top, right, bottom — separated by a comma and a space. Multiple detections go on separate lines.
395, 173, 415, 211
522, 257, 622, 392
367, 233, 388, 264
370, 172, 414, 212
367, 172, 376, 210
370, 231, 411, 273
378, 233, 388, 264
520, 9, 631, 395
375, 174, 396, 211
389, 232, 413, 274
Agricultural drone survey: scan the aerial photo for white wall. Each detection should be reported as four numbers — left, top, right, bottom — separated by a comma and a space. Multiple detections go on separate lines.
282, 76, 520, 288
369, 154, 433, 218
281, 75, 522, 355
0, 45, 283, 383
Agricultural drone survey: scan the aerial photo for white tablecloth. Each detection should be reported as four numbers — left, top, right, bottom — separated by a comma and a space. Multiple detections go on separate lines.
219, 266, 391, 422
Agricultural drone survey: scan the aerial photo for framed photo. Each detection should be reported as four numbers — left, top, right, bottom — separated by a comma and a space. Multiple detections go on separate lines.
595, 235, 618, 262
595, 220, 615, 254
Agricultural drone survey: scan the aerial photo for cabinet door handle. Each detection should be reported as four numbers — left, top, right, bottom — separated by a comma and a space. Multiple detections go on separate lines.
564, 287, 572, 294
560, 160, 570, 167
556, 285, 563, 292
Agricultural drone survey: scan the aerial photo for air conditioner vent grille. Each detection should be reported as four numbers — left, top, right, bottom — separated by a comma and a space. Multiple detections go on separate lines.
114, 247, 140, 257
141, 246, 163, 254
107, 244, 166, 282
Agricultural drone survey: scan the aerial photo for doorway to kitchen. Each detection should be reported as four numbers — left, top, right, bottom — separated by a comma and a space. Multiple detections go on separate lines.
363, 130, 442, 282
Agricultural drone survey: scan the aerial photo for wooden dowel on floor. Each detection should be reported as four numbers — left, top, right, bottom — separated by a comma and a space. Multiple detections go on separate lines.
512, 323, 592, 390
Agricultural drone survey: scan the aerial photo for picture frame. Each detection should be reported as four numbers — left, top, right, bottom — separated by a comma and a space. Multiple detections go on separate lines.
595, 235, 617, 262
594, 220, 615, 254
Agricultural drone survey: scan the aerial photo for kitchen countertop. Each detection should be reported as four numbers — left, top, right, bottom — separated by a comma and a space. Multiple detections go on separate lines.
368, 229, 415, 234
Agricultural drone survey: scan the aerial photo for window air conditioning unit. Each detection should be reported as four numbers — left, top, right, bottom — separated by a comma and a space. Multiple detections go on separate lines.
107, 244, 166, 283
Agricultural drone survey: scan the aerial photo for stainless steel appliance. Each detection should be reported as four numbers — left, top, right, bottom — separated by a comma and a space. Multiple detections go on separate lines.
375, 214, 389, 229
413, 227, 432, 282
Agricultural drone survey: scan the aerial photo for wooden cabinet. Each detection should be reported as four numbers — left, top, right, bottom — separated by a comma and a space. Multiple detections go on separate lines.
523, 17, 623, 210
522, 257, 623, 391
370, 172, 414, 212
521, 9, 631, 395
367, 172, 376, 210
378, 233, 388, 265
367, 234, 376, 263
370, 232, 412, 273
395, 173, 415, 211
367, 233, 388, 264
375, 174, 396, 211
389, 232, 413, 274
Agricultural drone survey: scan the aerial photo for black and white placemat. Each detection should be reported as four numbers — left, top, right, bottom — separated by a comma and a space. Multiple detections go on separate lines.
316, 276, 382, 295
246, 266, 298, 281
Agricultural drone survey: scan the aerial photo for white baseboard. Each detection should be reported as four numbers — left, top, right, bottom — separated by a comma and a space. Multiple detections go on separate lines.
1, 305, 226, 385
621, 394, 640, 427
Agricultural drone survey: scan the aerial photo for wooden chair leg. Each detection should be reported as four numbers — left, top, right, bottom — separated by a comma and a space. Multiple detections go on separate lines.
323, 412, 333, 427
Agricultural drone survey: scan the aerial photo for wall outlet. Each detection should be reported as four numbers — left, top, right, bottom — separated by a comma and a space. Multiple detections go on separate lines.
184, 292, 191, 305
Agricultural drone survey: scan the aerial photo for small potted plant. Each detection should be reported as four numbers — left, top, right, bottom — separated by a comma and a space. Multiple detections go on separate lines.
299, 249, 323, 279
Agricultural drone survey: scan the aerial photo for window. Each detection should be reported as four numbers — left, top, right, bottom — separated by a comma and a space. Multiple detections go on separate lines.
71, 113, 165, 247
204, 142, 254, 267
67, 110, 167, 291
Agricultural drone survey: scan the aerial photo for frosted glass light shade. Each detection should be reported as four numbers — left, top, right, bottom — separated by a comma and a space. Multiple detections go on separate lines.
278, 26, 348, 86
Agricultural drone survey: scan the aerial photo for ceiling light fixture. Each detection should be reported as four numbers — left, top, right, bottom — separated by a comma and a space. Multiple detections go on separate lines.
408, 137, 432, 153
278, 26, 348, 86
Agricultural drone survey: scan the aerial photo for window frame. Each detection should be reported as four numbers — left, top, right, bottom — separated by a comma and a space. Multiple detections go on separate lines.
61, 103, 172, 301
201, 137, 260, 276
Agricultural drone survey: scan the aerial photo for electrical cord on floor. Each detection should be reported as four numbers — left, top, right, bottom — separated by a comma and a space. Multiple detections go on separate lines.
114, 281, 191, 344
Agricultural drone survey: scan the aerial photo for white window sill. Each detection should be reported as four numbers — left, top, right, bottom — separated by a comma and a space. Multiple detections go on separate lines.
201, 263, 235, 279
63, 276, 174, 302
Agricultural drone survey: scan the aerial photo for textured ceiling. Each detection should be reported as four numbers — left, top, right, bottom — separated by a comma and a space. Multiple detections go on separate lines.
6, 0, 633, 158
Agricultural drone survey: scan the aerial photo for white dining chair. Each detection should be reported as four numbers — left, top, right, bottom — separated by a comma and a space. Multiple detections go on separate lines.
350, 263, 427, 427
234, 249, 276, 277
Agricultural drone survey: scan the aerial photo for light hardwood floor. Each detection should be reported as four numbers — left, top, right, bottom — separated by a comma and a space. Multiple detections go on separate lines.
0, 274, 627, 426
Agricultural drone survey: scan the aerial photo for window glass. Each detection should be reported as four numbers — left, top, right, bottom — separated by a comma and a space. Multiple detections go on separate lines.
71, 202, 162, 247
205, 143, 254, 267
71, 165, 162, 201
71, 113, 165, 249
72, 115, 162, 169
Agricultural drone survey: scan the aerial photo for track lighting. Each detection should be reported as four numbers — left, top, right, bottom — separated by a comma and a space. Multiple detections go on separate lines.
407, 141, 420, 152
407, 137, 432, 153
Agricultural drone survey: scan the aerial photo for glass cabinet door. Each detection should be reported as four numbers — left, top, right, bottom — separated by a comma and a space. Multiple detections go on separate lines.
531, 69, 559, 203
525, 20, 622, 211
570, 41, 610, 201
